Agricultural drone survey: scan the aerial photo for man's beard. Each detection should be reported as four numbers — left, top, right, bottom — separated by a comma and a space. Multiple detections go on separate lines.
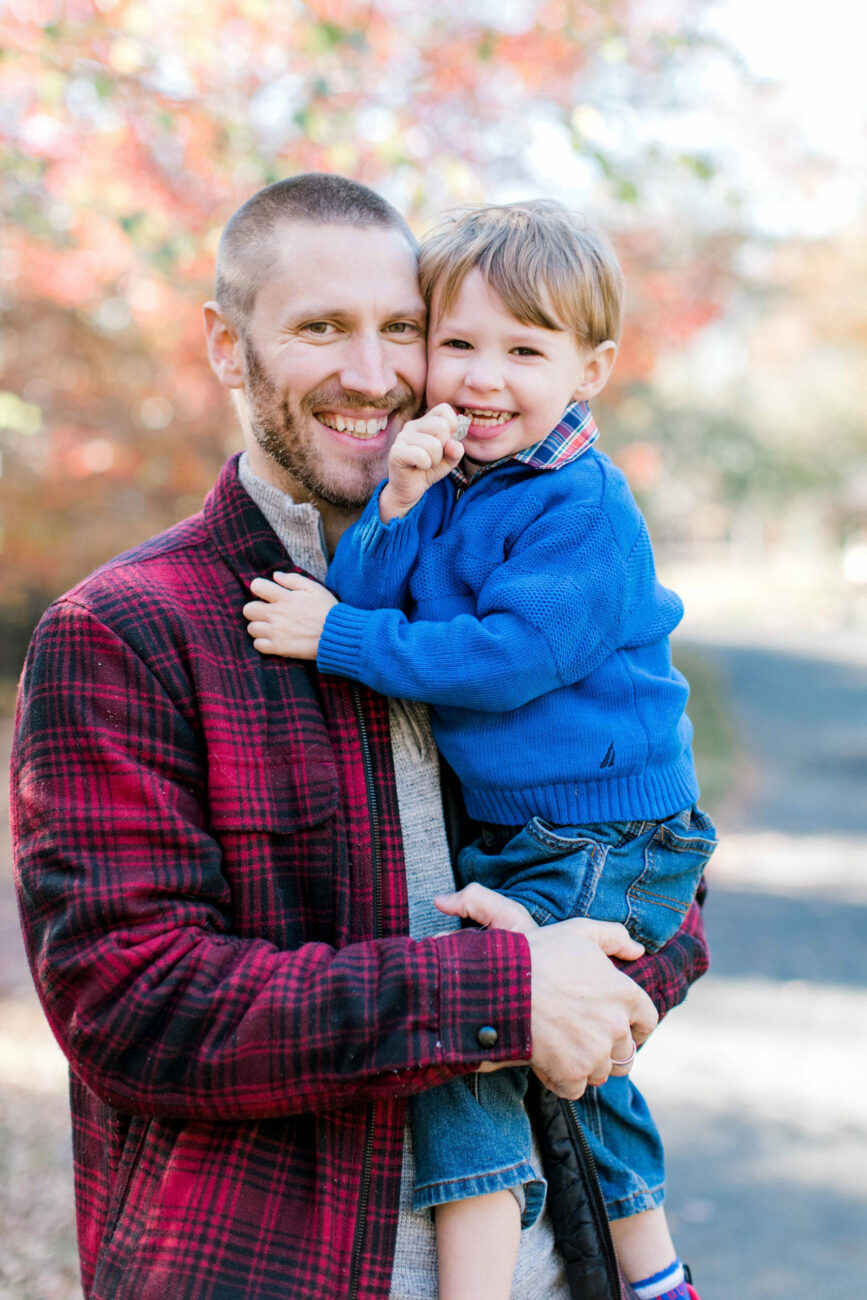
243, 342, 419, 510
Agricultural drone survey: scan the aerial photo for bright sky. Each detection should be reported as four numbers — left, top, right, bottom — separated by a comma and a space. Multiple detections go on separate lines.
706, 0, 867, 160
519, 0, 867, 238
699, 0, 867, 235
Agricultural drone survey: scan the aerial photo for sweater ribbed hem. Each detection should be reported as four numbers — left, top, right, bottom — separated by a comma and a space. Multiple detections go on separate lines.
462, 754, 700, 826
317, 603, 370, 680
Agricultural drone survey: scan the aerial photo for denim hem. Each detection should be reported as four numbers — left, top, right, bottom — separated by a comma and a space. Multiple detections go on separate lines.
412, 1161, 547, 1229
603, 1182, 666, 1220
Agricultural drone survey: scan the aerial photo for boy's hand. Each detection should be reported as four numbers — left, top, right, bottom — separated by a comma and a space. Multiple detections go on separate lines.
243, 572, 337, 659
379, 403, 465, 522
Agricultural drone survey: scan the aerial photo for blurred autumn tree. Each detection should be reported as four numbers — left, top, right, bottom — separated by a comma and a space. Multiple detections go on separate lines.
0, 0, 740, 673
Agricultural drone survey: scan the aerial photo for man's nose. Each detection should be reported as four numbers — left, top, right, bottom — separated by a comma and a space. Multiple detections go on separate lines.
339, 336, 397, 398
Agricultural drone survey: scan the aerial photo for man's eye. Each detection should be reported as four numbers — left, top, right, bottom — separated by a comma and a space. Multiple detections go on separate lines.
304, 321, 337, 336
385, 321, 423, 336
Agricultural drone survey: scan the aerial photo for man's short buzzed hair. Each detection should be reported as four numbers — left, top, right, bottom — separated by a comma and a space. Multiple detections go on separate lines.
215, 173, 418, 332
419, 200, 624, 348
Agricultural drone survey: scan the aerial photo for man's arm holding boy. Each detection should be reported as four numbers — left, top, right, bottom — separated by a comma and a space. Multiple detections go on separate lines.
12, 591, 657, 1120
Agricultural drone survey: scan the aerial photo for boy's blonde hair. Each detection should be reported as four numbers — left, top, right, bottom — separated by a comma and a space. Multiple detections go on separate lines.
419, 200, 623, 348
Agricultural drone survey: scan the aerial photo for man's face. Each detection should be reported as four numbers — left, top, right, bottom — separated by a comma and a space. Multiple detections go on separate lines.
239, 221, 427, 509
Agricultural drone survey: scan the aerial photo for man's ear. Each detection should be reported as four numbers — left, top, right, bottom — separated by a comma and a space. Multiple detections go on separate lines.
203, 302, 245, 391
572, 340, 617, 402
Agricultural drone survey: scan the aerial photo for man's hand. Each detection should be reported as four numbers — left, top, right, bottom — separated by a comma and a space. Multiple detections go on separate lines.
524, 919, 656, 1100
450, 887, 654, 1096
243, 572, 337, 659
379, 403, 465, 522
433, 882, 538, 934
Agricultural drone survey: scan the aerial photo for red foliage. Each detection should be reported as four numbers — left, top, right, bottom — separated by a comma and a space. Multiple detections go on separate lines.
0, 0, 733, 619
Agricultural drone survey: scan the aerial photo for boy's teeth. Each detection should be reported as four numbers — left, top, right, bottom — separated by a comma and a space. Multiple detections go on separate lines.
321, 414, 388, 437
462, 408, 513, 427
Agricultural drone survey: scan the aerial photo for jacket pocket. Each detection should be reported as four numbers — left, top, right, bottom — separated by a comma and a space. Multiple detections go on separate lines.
102, 1113, 151, 1251
207, 754, 344, 946
207, 751, 340, 832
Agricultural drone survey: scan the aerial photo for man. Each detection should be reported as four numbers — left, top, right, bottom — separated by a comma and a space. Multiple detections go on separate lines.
12, 174, 708, 1299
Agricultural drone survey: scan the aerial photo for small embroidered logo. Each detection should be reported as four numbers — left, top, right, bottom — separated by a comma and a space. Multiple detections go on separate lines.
600, 743, 615, 769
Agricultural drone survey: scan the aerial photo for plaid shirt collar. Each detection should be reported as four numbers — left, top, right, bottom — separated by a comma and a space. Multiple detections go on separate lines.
450, 400, 598, 487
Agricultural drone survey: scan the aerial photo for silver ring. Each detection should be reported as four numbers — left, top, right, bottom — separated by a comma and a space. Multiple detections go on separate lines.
610, 1041, 637, 1068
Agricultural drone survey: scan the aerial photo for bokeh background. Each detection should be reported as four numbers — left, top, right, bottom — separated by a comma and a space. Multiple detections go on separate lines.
1, 2, 865, 1297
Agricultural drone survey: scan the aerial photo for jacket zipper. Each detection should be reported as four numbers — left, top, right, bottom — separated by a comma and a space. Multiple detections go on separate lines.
565, 1099, 622, 1300
348, 685, 383, 1300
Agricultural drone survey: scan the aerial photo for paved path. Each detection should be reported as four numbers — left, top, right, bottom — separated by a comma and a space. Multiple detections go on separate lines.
2, 633, 866, 1297
633, 636, 867, 1298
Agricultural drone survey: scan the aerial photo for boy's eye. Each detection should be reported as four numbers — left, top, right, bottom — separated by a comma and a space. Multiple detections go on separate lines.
512, 346, 542, 357
441, 338, 472, 350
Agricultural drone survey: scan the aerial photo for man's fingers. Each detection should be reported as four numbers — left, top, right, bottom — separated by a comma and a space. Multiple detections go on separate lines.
609, 1036, 637, 1076
434, 885, 491, 924
531, 1065, 587, 1101
566, 918, 645, 961
625, 980, 658, 1041
527, 922, 658, 1101
433, 883, 537, 933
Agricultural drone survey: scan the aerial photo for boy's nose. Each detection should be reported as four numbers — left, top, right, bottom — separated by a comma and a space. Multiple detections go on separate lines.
464, 360, 505, 394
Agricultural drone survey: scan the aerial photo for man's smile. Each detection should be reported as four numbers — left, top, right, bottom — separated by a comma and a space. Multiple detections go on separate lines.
316, 412, 391, 438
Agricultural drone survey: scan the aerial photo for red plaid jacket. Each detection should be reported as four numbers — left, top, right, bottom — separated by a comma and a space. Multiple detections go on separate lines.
11, 457, 709, 1299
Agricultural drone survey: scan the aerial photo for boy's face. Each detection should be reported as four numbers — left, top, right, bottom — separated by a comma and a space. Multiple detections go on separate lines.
426, 267, 614, 466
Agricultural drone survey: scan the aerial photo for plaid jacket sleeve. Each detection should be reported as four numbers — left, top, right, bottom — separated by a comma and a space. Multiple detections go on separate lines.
11, 595, 532, 1123
613, 883, 710, 1019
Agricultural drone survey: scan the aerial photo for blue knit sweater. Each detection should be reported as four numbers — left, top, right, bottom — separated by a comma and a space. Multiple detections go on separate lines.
319, 446, 698, 825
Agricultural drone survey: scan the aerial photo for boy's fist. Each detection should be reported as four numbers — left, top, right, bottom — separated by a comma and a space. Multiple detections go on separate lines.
379, 403, 465, 521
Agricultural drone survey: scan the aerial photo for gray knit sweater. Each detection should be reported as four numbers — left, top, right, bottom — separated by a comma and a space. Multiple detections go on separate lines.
238, 455, 569, 1299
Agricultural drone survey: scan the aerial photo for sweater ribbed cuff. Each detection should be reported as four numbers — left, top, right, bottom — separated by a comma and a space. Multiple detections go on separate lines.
317, 603, 371, 680
357, 485, 423, 558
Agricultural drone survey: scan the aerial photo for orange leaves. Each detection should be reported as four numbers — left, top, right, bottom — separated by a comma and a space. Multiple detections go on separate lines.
0, 0, 736, 616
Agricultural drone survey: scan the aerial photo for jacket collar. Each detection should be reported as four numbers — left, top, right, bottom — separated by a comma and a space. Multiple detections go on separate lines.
203, 454, 300, 591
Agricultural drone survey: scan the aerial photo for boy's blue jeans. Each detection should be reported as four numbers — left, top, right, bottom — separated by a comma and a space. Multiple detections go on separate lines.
409, 807, 717, 1225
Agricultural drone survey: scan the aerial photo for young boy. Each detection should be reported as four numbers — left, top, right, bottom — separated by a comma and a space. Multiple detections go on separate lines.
243, 201, 714, 1300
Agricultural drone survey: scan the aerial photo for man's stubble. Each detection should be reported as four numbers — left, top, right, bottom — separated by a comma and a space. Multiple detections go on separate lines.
242, 340, 420, 510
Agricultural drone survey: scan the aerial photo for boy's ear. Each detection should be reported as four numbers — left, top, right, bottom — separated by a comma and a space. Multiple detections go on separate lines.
572, 341, 617, 402
203, 302, 246, 391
